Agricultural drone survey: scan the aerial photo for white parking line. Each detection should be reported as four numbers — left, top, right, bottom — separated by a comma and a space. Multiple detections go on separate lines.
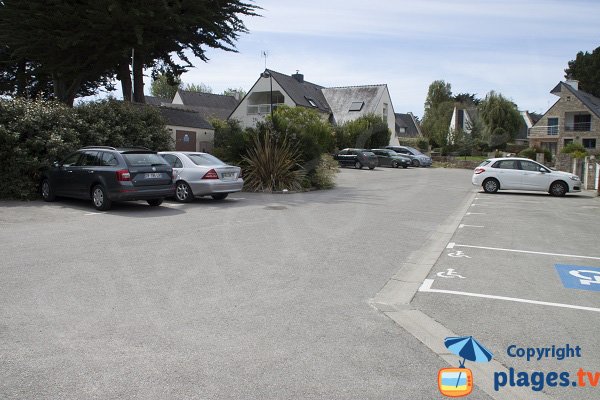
454, 244, 600, 261
419, 279, 600, 313
458, 224, 484, 228
465, 212, 485, 215
84, 212, 104, 216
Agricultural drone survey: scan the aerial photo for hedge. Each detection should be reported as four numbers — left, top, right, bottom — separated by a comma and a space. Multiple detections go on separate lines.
0, 98, 173, 200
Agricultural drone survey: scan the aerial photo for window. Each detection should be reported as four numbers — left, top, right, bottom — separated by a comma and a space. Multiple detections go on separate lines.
161, 154, 183, 168
185, 153, 225, 166
349, 101, 364, 111
520, 160, 541, 172
100, 152, 119, 167
305, 97, 317, 107
383, 103, 389, 121
493, 160, 518, 169
61, 152, 81, 167
122, 153, 167, 167
573, 114, 591, 131
547, 118, 559, 135
582, 138, 597, 149
79, 151, 100, 166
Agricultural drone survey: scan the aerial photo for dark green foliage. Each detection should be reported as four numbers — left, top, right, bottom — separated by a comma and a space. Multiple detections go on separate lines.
417, 139, 429, 152
518, 147, 552, 162
212, 118, 252, 164
335, 114, 390, 150
561, 142, 587, 159
150, 74, 182, 101
565, 47, 600, 98
241, 128, 306, 192
0, 98, 172, 199
421, 80, 454, 147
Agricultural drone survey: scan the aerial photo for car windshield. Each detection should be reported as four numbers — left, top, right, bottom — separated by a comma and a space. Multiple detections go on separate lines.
122, 153, 167, 167
186, 153, 226, 166
405, 146, 422, 155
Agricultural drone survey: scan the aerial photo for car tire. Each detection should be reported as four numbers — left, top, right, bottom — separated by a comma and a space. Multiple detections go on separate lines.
212, 193, 228, 200
92, 185, 112, 211
41, 179, 56, 202
175, 181, 194, 203
147, 199, 163, 207
482, 178, 500, 194
392, 161, 399, 168
549, 181, 567, 197
354, 161, 362, 169
369, 166, 375, 170
402, 165, 408, 169
412, 159, 420, 167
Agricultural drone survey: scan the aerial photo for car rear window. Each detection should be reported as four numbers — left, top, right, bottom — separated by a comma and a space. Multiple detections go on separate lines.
122, 153, 168, 167
478, 160, 491, 167
362, 152, 376, 156
185, 153, 225, 166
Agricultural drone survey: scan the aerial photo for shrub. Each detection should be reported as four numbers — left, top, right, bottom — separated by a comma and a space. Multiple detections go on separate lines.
519, 147, 552, 162
561, 142, 587, 159
241, 128, 306, 192
335, 114, 390, 150
310, 153, 339, 189
212, 118, 251, 164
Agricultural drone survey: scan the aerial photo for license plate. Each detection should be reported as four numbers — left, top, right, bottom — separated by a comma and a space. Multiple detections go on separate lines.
144, 173, 162, 179
222, 172, 235, 179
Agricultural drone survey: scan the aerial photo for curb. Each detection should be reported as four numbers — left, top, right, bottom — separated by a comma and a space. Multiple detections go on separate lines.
370, 189, 553, 400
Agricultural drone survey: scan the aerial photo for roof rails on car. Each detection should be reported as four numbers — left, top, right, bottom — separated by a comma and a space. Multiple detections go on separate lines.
81, 146, 117, 150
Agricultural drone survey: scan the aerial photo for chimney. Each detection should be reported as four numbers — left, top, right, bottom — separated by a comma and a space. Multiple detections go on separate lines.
292, 70, 304, 83
566, 79, 579, 91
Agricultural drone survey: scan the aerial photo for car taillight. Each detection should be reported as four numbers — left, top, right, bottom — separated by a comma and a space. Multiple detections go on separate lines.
116, 169, 131, 181
474, 167, 485, 175
238, 169, 243, 178
202, 169, 219, 179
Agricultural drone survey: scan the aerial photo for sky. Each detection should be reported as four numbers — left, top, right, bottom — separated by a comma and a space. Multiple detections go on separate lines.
129, 0, 598, 118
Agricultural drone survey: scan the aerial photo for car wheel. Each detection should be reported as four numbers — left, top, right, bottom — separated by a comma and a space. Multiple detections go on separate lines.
402, 165, 408, 169
392, 161, 399, 168
147, 199, 163, 207
212, 193, 228, 200
369, 166, 375, 170
354, 161, 362, 169
92, 185, 112, 211
482, 178, 499, 194
175, 181, 194, 203
412, 159, 420, 167
549, 181, 567, 197
41, 179, 56, 202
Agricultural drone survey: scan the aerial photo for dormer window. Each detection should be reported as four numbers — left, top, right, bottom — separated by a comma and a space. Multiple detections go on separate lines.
349, 101, 364, 111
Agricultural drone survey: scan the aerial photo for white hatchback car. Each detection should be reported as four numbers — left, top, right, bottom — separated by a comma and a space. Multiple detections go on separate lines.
472, 157, 581, 196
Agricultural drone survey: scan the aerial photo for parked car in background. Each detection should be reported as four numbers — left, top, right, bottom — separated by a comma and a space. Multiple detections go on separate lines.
369, 149, 411, 168
333, 149, 378, 169
472, 157, 581, 196
41, 146, 175, 210
159, 152, 243, 202
385, 146, 432, 167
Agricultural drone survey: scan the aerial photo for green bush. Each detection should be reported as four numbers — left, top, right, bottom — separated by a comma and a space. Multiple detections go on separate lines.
561, 142, 587, 159
335, 114, 390, 150
518, 147, 552, 162
241, 128, 306, 192
310, 153, 339, 189
0, 98, 173, 200
212, 118, 251, 164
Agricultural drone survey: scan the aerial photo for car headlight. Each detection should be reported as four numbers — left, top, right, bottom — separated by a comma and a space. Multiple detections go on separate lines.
570, 175, 580, 181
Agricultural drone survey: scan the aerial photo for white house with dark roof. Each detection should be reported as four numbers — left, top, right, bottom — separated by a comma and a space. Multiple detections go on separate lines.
395, 113, 422, 138
229, 69, 401, 145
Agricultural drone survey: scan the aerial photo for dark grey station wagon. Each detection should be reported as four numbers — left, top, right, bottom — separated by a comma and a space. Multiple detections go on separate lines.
41, 146, 175, 210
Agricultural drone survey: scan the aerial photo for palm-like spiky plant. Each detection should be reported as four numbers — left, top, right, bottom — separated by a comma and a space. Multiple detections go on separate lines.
242, 129, 305, 192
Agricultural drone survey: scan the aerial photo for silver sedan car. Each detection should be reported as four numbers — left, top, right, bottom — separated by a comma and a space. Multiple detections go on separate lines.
159, 152, 243, 202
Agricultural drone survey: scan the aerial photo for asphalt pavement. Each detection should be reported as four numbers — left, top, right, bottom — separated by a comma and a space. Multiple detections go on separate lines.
2, 165, 597, 399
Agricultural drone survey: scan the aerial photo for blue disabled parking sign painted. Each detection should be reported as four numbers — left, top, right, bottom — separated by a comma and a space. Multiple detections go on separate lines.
555, 264, 600, 292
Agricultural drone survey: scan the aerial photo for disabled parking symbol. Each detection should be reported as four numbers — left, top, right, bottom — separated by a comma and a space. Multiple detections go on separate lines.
555, 265, 600, 292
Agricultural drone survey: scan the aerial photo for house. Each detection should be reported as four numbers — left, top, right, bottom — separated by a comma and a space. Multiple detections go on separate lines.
395, 113, 422, 138
155, 106, 215, 152
448, 105, 478, 144
516, 111, 541, 146
170, 90, 240, 121
228, 69, 402, 146
529, 80, 600, 155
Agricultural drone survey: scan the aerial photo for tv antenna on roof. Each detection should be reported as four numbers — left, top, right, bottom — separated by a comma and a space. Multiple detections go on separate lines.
261, 50, 269, 70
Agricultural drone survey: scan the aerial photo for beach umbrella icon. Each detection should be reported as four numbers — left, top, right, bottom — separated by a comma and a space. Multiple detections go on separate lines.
444, 336, 493, 388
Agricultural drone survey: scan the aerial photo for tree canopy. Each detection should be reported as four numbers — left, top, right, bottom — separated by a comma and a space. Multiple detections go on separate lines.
421, 80, 454, 147
565, 46, 600, 98
0, 0, 259, 105
478, 91, 523, 149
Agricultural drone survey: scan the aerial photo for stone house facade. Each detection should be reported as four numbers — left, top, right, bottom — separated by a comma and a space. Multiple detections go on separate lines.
529, 80, 600, 156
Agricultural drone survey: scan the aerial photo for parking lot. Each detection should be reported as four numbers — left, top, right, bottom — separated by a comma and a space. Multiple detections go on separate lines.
413, 189, 600, 399
1, 166, 598, 399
